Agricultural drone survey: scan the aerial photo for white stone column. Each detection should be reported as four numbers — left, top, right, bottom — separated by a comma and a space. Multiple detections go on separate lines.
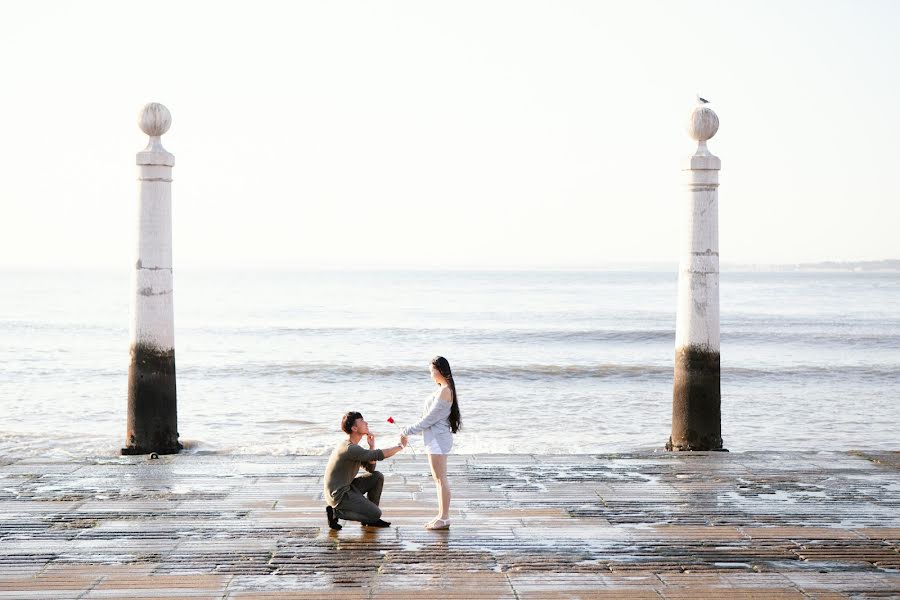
123, 103, 182, 455
667, 100, 724, 451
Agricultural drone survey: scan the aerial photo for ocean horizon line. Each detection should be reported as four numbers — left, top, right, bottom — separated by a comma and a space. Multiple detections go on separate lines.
2, 259, 899, 272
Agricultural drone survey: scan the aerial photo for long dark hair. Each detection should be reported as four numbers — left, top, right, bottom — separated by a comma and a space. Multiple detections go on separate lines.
432, 356, 461, 433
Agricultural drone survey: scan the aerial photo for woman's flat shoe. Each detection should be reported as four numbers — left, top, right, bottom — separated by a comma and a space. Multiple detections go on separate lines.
426, 518, 450, 530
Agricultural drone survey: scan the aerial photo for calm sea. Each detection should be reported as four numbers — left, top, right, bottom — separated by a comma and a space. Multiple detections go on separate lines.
1, 268, 898, 458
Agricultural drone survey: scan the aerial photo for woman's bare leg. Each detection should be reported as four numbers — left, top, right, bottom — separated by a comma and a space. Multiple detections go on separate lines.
428, 454, 451, 520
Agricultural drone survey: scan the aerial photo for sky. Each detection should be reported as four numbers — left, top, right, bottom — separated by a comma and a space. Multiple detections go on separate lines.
1, 0, 898, 269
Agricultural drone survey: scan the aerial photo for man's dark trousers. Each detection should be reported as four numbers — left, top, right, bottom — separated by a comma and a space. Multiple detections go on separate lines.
335, 471, 384, 523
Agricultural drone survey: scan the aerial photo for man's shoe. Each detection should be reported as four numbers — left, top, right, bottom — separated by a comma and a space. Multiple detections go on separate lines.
326, 506, 342, 530
361, 518, 391, 528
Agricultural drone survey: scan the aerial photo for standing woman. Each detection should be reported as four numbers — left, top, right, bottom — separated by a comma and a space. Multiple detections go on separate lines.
402, 356, 462, 530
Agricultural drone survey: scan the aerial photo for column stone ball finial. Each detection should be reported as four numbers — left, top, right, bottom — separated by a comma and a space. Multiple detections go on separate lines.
139, 103, 172, 137
687, 104, 719, 142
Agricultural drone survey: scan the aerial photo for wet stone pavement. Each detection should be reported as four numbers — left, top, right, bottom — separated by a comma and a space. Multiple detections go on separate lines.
1, 451, 899, 599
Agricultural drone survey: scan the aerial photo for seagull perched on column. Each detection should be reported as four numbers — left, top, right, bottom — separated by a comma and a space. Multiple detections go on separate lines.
696, 94, 710, 104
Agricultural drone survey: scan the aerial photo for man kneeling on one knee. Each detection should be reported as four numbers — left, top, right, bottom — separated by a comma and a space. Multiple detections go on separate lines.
324, 411, 407, 529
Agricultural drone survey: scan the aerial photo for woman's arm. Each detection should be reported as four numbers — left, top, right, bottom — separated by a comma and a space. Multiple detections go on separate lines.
402, 392, 451, 436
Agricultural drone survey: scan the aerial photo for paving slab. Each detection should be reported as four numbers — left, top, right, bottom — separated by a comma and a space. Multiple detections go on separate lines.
0, 451, 898, 597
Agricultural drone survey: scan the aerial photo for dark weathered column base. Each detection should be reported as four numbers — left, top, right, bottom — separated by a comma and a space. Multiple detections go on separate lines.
123, 344, 182, 455
668, 346, 725, 451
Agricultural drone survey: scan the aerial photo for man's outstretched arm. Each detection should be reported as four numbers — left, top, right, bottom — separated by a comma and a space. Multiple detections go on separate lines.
346, 443, 384, 464
366, 433, 405, 461
380, 444, 404, 459
346, 437, 404, 470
